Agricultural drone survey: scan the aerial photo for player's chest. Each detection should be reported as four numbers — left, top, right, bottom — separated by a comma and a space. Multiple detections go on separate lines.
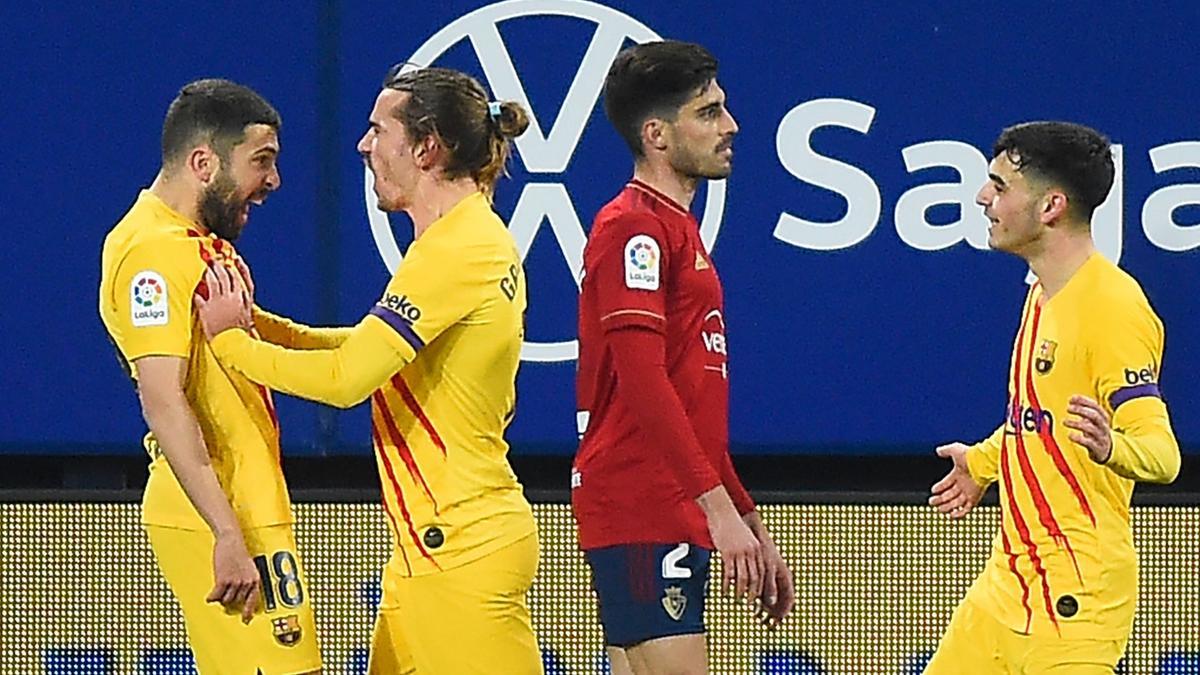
666, 235, 722, 309
1012, 306, 1091, 398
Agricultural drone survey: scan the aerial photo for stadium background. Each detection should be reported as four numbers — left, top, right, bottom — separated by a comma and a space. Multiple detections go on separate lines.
1, 1, 1196, 673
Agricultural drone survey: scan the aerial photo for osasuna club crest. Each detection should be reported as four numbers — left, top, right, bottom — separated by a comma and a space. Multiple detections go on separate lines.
662, 586, 687, 621
1035, 339, 1058, 374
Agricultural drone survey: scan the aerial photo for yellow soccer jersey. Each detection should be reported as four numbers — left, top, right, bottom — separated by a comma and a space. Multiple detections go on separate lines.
964, 253, 1180, 640
210, 191, 535, 575
99, 190, 302, 531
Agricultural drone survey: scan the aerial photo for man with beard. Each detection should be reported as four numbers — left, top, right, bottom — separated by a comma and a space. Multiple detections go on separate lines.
572, 41, 795, 674
193, 66, 540, 673
925, 122, 1180, 673
99, 79, 325, 673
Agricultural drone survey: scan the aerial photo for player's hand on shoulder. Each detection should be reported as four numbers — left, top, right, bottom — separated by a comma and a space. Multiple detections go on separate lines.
709, 511, 764, 605
206, 530, 261, 624
194, 263, 253, 340
930, 442, 982, 519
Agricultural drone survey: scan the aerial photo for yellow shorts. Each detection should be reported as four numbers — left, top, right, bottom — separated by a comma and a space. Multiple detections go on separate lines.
146, 524, 322, 675
923, 599, 1126, 674
368, 532, 543, 675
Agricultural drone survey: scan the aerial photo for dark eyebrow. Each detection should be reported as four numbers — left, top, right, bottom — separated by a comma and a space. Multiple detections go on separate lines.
988, 172, 1007, 187
252, 147, 278, 158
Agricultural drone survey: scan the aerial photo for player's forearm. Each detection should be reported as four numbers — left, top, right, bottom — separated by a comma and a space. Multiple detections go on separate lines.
965, 425, 1004, 487
1104, 401, 1181, 483
695, 485, 744, 525
138, 391, 241, 538
210, 318, 409, 409
252, 306, 353, 349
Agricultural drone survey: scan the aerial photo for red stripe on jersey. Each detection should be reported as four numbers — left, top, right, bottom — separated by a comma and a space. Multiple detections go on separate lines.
999, 507, 1034, 634
1012, 417, 1082, 585
373, 392, 440, 514
1019, 305, 1084, 583
1001, 439, 1060, 634
255, 385, 279, 431
371, 420, 411, 576
254, 384, 280, 465
1026, 303, 1097, 529
390, 374, 447, 457
370, 396, 441, 571
1004, 299, 1060, 634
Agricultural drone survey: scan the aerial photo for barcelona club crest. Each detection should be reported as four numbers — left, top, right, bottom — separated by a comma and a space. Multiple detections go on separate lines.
661, 586, 687, 621
1035, 339, 1058, 374
272, 614, 303, 647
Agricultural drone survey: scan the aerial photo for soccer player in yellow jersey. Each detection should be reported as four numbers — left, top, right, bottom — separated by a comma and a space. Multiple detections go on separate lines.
99, 80, 326, 673
195, 66, 541, 674
925, 121, 1181, 674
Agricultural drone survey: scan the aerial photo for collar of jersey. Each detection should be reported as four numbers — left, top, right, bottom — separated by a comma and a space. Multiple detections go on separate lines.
626, 179, 691, 220
138, 189, 209, 237
419, 190, 489, 242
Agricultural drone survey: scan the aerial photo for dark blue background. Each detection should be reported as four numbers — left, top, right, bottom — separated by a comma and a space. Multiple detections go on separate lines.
3, 1, 1196, 455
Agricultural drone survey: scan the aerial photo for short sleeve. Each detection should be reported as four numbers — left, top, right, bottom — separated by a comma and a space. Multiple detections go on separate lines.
587, 213, 670, 334
109, 240, 205, 361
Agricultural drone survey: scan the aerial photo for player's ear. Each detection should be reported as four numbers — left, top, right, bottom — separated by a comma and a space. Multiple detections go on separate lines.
413, 134, 441, 171
1041, 189, 1070, 225
187, 145, 219, 184
642, 118, 669, 154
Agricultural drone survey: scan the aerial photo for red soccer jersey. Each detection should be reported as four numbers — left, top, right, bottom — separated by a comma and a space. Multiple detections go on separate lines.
572, 179, 752, 550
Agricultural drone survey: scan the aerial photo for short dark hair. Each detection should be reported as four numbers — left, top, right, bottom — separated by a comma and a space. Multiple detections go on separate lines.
603, 40, 718, 158
382, 66, 529, 195
993, 121, 1115, 220
161, 78, 281, 165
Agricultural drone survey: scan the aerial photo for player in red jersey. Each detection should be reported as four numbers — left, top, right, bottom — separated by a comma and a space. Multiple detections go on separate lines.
573, 41, 795, 674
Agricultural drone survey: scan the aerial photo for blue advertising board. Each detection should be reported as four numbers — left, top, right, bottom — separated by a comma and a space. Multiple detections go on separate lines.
2, 1, 1196, 455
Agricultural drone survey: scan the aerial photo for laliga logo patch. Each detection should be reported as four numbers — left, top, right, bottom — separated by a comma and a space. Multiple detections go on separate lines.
130, 271, 168, 327
624, 235, 660, 290
661, 586, 687, 621
272, 614, 303, 646
1035, 339, 1057, 374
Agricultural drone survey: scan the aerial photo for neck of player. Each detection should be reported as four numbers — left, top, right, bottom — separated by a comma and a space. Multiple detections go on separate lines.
1025, 225, 1097, 300
408, 176, 482, 239
633, 160, 699, 211
148, 171, 210, 235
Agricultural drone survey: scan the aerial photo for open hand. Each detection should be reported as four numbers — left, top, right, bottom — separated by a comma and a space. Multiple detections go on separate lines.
930, 442, 983, 519
194, 263, 252, 340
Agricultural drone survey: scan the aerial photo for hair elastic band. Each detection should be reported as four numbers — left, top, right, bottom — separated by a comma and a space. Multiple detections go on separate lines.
487, 101, 502, 120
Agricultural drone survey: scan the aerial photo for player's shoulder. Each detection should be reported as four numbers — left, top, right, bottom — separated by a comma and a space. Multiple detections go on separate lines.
591, 190, 672, 246
106, 222, 207, 285
1079, 255, 1162, 332
1084, 256, 1154, 310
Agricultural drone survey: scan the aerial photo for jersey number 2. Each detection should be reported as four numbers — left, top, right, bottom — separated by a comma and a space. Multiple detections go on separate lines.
662, 543, 692, 579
